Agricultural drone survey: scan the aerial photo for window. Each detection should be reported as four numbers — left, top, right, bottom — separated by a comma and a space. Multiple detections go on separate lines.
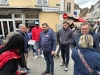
36, 0, 48, 6
0, 0, 8, 4
14, 14, 22, 18
15, 20, 22, 29
0, 14, 12, 18
25, 14, 39, 19
67, 3, 71, 12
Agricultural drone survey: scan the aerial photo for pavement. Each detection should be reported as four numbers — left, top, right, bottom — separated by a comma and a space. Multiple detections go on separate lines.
27, 46, 74, 75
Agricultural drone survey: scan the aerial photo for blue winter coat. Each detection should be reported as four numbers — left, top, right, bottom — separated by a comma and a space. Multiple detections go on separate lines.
72, 48, 100, 75
39, 29, 57, 52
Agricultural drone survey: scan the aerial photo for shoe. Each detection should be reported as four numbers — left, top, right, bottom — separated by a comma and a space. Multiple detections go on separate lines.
50, 72, 54, 75
35, 56, 38, 59
40, 54, 44, 57
65, 65, 68, 71
41, 70, 50, 75
60, 62, 65, 66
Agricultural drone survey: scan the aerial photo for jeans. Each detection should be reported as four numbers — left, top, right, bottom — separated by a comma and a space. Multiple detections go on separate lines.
61, 44, 70, 65
35, 42, 42, 56
31, 45, 36, 53
43, 51, 54, 72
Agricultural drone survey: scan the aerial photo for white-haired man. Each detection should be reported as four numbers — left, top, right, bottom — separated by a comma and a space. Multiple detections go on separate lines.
19, 24, 30, 71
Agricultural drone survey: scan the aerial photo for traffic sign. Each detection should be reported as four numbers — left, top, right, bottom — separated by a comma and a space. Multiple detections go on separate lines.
63, 13, 68, 19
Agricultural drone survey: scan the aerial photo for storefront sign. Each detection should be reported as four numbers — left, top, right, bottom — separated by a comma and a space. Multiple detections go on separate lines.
42, 7, 59, 12
0, 8, 42, 13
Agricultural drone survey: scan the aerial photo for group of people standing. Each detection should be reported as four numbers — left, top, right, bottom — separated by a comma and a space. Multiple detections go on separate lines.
56, 21, 100, 75
0, 20, 100, 75
0, 21, 57, 75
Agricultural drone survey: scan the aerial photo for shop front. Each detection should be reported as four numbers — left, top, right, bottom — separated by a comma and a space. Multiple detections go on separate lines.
0, 8, 41, 38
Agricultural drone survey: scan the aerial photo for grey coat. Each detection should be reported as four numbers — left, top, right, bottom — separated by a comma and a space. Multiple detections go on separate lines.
57, 28, 73, 45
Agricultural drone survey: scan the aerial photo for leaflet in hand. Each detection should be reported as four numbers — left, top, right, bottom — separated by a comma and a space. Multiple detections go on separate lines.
28, 40, 36, 45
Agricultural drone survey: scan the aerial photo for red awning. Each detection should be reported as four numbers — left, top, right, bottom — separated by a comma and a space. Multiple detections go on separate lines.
74, 17, 87, 22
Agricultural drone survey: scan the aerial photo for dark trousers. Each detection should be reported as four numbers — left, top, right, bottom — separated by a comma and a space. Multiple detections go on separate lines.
18, 53, 27, 68
61, 44, 70, 65
18, 53, 27, 75
43, 51, 54, 72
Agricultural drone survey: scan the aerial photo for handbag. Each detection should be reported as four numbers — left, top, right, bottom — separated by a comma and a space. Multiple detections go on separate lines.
78, 49, 98, 75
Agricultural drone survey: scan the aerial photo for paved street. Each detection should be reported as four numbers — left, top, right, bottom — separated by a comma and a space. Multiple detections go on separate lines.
27, 47, 74, 75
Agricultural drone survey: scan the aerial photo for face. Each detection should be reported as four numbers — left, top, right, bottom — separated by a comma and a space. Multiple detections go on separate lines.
27, 29, 29, 32
20, 25, 26, 33
63, 23, 69, 29
35, 25, 39, 28
81, 25, 89, 34
42, 25, 48, 32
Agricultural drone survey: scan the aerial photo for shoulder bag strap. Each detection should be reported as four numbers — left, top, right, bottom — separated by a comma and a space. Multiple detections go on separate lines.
78, 49, 93, 73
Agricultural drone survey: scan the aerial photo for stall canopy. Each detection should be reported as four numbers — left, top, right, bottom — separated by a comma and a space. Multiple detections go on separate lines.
74, 17, 87, 22
68, 16, 78, 20
67, 16, 87, 22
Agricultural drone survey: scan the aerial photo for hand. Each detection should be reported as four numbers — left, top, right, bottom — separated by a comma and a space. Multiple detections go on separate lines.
20, 70, 27, 74
63, 42, 67, 45
51, 51, 55, 55
38, 49, 40, 54
17, 70, 26, 75
65, 42, 68, 44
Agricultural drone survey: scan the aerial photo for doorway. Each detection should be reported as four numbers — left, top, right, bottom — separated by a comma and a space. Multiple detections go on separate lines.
0, 20, 14, 38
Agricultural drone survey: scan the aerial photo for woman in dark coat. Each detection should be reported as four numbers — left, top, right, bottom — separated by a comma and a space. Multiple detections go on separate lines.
72, 34, 100, 75
0, 34, 25, 75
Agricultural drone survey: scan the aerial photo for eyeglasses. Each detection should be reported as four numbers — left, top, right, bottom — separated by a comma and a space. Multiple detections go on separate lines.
81, 28, 89, 30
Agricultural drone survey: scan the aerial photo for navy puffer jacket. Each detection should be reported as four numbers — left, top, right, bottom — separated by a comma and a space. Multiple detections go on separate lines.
39, 29, 57, 52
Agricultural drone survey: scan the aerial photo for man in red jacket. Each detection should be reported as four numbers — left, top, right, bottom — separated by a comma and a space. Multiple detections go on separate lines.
32, 21, 44, 59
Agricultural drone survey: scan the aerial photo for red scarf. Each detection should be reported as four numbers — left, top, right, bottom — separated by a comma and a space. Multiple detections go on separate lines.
0, 51, 20, 69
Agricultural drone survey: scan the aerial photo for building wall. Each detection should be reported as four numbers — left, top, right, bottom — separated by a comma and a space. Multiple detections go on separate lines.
65, 0, 74, 16
89, 1, 100, 20
93, 3, 99, 19
60, 0, 64, 24
9, 0, 60, 7
40, 12, 60, 32
49, 0, 60, 7
9, 0, 60, 32
9, 0, 36, 7
86, 12, 90, 20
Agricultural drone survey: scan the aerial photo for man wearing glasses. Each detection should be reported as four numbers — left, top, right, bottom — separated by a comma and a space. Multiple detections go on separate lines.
70, 22, 99, 53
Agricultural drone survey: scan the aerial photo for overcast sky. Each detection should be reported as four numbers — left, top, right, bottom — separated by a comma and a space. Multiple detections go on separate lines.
75, 0, 98, 8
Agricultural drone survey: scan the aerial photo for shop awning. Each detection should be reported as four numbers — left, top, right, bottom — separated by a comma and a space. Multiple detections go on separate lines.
68, 16, 78, 20
74, 17, 87, 22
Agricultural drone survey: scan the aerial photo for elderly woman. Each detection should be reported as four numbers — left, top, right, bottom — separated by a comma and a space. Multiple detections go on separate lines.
71, 34, 100, 75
